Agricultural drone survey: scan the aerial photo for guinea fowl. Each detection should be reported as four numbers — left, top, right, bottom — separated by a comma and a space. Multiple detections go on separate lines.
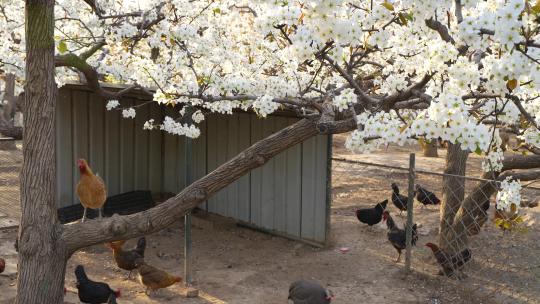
425, 243, 472, 277
75, 265, 121, 303
415, 184, 441, 207
382, 211, 418, 262
391, 183, 408, 214
355, 200, 388, 227
288, 280, 334, 304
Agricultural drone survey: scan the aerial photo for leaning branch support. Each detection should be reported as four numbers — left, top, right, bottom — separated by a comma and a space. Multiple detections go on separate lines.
61, 116, 355, 252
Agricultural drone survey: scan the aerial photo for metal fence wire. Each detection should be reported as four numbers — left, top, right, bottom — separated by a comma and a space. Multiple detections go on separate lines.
331, 155, 540, 304
0, 138, 22, 224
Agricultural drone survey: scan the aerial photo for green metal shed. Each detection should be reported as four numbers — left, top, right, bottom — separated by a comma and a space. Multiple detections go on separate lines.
55, 83, 332, 245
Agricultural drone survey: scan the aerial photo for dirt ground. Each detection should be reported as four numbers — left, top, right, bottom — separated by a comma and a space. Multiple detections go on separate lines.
0, 136, 539, 303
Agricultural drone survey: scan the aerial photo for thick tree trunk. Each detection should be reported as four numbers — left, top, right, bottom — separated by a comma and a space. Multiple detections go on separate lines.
16, 1, 66, 303
420, 139, 438, 157
439, 143, 468, 254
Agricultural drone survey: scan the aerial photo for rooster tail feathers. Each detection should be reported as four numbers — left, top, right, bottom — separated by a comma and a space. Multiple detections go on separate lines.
136, 237, 147, 257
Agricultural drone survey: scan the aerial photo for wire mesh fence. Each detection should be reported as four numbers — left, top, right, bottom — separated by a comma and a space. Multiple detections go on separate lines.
331, 154, 540, 304
0, 138, 22, 225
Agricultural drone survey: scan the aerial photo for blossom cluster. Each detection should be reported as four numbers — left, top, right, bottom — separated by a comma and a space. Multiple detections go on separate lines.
496, 177, 522, 212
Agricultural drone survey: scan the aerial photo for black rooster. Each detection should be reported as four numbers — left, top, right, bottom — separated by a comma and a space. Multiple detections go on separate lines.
383, 211, 418, 262
415, 184, 441, 207
355, 200, 388, 227
75, 265, 121, 304
425, 243, 472, 277
391, 183, 408, 214
288, 280, 333, 304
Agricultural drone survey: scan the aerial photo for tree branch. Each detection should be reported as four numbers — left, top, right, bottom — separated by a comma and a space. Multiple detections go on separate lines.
425, 18, 456, 44
380, 74, 433, 111
61, 116, 357, 252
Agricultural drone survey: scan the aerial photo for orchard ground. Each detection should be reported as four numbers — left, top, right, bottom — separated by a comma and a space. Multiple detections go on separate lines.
0, 136, 539, 304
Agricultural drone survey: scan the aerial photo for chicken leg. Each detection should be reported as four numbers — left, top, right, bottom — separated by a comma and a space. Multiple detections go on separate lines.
99, 207, 103, 219
82, 207, 88, 223
395, 251, 401, 263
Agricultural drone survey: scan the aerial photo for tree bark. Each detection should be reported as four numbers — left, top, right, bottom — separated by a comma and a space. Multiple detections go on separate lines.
439, 143, 468, 253
16, 1, 67, 303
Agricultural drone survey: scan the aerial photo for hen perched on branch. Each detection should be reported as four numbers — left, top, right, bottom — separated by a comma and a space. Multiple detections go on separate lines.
76, 159, 107, 222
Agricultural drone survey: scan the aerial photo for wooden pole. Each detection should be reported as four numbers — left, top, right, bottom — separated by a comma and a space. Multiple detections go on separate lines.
405, 153, 415, 272
184, 137, 193, 285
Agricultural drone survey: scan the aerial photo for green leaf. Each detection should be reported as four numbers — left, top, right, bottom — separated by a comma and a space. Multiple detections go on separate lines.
382, 1, 394, 11
405, 12, 414, 21
474, 146, 482, 155
213, 8, 221, 14
57, 40, 67, 54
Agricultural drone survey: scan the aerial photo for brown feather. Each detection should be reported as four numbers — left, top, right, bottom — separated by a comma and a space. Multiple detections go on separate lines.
137, 263, 182, 291
76, 160, 107, 210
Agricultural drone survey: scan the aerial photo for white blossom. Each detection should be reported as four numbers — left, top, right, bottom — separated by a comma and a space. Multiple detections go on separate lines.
106, 100, 120, 111
192, 110, 205, 123
496, 177, 522, 212
122, 108, 136, 119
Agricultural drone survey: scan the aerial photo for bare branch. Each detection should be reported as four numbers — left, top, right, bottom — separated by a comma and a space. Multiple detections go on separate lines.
425, 18, 456, 44
321, 53, 378, 105
380, 74, 433, 111
454, 0, 463, 24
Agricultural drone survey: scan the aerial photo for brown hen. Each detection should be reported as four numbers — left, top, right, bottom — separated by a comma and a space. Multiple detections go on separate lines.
136, 259, 182, 295
76, 159, 107, 222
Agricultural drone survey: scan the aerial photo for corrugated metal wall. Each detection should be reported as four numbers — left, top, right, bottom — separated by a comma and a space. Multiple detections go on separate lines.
56, 85, 330, 243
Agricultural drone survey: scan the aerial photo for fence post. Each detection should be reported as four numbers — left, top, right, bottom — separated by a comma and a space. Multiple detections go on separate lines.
405, 153, 416, 272
184, 137, 193, 286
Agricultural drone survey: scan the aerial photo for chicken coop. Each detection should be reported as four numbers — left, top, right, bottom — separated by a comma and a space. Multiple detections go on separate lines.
54, 83, 332, 245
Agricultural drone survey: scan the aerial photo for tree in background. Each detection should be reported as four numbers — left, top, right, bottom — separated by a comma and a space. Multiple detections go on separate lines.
3, 0, 540, 302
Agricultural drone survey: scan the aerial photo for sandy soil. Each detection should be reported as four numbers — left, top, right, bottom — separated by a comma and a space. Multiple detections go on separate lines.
0, 136, 539, 304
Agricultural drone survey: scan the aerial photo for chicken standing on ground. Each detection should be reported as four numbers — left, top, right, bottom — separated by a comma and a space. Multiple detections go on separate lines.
288, 280, 334, 304
107, 237, 146, 279
425, 243, 472, 277
135, 258, 182, 295
415, 184, 441, 207
76, 159, 107, 222
75, 265, 121, 304
391, 183, 409, 214
0, 257, 5, 274
355, 199, 388, 227
382, 211, 418, 263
